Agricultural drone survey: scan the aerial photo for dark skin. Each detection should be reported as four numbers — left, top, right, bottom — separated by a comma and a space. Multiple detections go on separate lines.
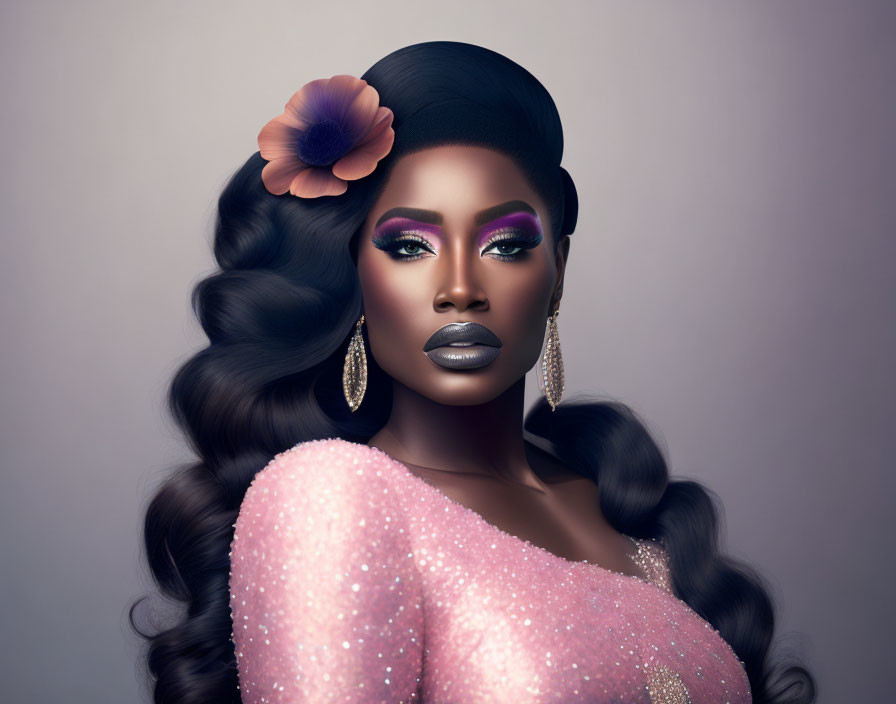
358, 145, 645, 578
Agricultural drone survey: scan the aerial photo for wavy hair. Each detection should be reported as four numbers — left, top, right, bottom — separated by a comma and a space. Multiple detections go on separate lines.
130, 40, 815, 703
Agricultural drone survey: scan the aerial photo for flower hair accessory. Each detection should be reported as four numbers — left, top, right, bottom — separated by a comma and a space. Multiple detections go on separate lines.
257, 75, 395, 198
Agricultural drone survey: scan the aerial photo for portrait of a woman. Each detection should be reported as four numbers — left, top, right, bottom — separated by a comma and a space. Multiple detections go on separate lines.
136, 41, 816, 703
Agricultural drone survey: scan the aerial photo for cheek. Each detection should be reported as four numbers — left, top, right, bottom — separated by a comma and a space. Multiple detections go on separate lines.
489, 259, 557, 365
356, 252, 429, 359
499, 251, 556, 317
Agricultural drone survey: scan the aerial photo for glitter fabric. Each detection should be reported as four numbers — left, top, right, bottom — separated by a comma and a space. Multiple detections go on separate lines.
229, 437, 752, 703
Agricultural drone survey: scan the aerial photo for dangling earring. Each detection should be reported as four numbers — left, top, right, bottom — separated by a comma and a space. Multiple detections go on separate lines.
537, 309, 564, 411
343, 314, 367, 412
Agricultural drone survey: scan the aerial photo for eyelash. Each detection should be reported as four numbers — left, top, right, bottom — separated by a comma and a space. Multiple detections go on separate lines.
377, 230, 541, 262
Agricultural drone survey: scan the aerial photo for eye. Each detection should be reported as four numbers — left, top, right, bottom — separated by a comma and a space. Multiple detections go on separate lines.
482, 230, 542, 261
395, 241, 427, 257
487, 241, 525, 256
374, 233, 436, 261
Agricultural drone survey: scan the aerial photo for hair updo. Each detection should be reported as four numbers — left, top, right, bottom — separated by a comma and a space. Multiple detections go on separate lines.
362, 42, 578, 242
130, 40, 814, 704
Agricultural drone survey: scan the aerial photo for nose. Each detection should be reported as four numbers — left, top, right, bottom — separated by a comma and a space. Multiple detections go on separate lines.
432, 240, 489, 313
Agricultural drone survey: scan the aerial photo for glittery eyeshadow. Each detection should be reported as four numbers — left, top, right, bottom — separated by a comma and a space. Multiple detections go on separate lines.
372, 218, 442, 249
229, 438, 752, 703
477, 211, 542, 249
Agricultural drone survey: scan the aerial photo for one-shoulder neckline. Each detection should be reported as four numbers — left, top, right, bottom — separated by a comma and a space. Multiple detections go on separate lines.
361, 440, 669, 589
361, 443, 753, 691
288, 438, 749, 690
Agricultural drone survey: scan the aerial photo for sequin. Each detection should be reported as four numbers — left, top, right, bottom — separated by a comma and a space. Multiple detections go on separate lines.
646, 663, 692, 703
228, 437, 752, 703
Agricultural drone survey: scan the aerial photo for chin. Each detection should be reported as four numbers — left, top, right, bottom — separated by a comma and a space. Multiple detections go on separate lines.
412, 375, 518, 407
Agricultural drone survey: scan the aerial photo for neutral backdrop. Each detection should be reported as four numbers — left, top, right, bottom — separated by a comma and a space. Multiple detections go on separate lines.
2, 1, 893, 702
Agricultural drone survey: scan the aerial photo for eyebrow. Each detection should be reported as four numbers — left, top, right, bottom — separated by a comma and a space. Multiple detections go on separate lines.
374, 199, 537, 230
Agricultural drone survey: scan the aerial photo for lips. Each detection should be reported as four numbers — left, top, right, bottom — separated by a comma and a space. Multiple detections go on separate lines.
423, 322, 503, 370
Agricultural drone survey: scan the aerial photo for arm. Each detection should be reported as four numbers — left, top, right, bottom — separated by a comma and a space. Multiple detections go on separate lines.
229, 439, 424, 703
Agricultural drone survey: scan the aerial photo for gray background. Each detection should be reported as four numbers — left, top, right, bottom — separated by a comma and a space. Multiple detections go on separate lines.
2, 1, 893, 702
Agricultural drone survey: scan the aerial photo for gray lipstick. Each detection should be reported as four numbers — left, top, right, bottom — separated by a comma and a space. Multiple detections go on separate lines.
423, 322, 502, 370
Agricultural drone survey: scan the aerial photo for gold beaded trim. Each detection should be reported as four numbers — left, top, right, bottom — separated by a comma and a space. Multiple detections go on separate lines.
646, 663, 693, 704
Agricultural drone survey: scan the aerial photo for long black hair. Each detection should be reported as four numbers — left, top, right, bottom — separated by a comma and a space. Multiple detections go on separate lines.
130, 40, 815, 703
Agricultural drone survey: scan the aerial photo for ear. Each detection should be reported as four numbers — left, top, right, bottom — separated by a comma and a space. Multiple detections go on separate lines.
550, 235, 571, 311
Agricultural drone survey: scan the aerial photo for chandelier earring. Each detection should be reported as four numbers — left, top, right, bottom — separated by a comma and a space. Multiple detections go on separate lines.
536, 309, 564, 411
343, 314, 368, 412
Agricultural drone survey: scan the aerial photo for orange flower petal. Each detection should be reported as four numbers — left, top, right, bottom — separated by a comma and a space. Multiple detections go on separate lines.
261, 158, 310, 195
289, 166, 348, 198
362, 107, 394, 150
345, 83, 380, 137
258, 116, 301, 161
327, 74, 368, 107
331, 108, 395, 181
284, 75, 368, 129
283, 77, 328, 127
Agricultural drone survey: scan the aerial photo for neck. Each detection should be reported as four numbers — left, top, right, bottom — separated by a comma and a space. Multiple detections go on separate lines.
367, 376, 546, 490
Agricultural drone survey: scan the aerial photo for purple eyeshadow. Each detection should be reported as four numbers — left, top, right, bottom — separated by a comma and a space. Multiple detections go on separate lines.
372, 217, 443, 247
372, 210, 542, 251
477, 212, 543, 248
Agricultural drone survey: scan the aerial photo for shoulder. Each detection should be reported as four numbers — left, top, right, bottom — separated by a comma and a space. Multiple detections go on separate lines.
235, 437, 409, 537
245, 437, 402, 498
231, 438, 419, 592
229, 438, 426, 701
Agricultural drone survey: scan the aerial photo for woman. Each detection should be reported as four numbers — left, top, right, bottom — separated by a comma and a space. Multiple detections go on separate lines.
133, 41, 815, 703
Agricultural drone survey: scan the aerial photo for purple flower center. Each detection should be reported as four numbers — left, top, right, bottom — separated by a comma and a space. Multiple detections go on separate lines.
297, 119, 354, 166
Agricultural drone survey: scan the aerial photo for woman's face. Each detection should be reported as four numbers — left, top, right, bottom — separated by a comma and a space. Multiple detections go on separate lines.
356, 144, 570, 406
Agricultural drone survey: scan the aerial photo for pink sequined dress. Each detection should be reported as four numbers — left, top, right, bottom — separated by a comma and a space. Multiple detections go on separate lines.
229, 437, 752, 703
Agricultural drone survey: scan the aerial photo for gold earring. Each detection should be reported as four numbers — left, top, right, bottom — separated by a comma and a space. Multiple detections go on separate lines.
537, 309, 564, 411
343, 314, 367, 412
